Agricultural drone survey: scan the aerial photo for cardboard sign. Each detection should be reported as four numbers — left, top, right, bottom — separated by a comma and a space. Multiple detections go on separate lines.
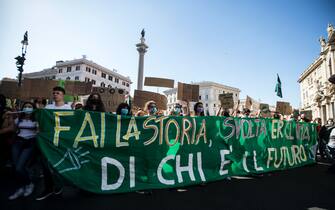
64, 81, 92, 95
0, 79, 57, 99
245, 95, 253, 109
219, 93, 234, 109
287, 105, 293, 115
300, 110, 313, 121
144, 77, 174, 88
276, 101, 292, 115
0, 80, 21, 99
0, 79, 92, 99
259, 103, 270, 112
92, 87, 125, 112
177, 82, 199, 102
134, 90, 167, 110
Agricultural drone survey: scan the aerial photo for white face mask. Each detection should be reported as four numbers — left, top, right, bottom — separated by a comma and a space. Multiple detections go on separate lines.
23, 107, 33, 114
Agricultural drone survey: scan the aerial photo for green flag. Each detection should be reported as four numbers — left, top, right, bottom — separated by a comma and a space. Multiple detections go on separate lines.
58, 80, 65, 88
57, 80, 73, 102
275, 74, 282, 98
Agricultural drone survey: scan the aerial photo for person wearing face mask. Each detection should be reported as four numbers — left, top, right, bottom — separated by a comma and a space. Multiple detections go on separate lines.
193, 102, 205, 117
143, 101, 158, 116
116, 103, 132, 116
135, 100, 157, 195
169, 103, 183, 116
8, 102, 37, 200
83, 93, 106, 112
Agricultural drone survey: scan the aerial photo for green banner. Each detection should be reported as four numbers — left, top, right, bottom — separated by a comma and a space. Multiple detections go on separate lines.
36, 109, 317, 194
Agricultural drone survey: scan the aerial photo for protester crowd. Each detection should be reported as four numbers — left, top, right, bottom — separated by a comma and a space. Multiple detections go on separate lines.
0, 85, 334, 201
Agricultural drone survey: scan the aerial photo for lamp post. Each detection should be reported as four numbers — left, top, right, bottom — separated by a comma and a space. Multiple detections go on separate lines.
15, 31, 28, 87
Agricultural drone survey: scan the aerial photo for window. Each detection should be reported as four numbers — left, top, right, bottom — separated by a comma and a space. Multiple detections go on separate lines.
67, 67, 72, 72
52, 76, 56, 79
214, 104, 216, 107
75, 65, 80, 71
92, 69, 97, 75
126, 83, 129, 87
108, 85, 112, 88
92, 80, 96, 85
115, 78, 119, 83
101, 72, 106, 78
108, 75, 113, 81
122, 81, 125, 85
75, 76, 79, 80
205, 95, 208, 100
206, 103, 208, 107
66, 76, 71, 80
58, 68, 63, 73
86, 67, 91, 72
101, 82, 105, 87
199, 95, 202, 100
85, 77, 90, 82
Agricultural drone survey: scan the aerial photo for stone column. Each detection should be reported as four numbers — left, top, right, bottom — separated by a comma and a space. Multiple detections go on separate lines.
331, 51, 335, 76
319, 106, 324, 124
136, 37, 148, 90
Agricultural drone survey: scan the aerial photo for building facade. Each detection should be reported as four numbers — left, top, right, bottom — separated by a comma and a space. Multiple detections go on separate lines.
164, 81, 240, 116
23, 56, 132, 94
298, 24, 335, 124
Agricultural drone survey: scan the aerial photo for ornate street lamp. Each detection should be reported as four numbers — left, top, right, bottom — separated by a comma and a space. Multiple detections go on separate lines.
15, 31, 28, 86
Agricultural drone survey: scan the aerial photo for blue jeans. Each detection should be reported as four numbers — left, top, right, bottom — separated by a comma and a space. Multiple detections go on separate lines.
12, 137, 35, 188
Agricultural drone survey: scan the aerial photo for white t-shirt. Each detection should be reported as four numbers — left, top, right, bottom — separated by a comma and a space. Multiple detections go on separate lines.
45, 103, 72, 110
15, 118, 38, 139
328, 128, 335, 148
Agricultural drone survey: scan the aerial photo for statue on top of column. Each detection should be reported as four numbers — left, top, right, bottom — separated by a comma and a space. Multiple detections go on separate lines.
141, 29, 145, 38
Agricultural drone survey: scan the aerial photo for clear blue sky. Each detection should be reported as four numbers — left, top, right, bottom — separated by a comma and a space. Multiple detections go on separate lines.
0, 0, 334, 108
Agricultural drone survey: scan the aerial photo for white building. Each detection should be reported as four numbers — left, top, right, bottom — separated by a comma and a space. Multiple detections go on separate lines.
298, 24, 335, 124
164, 81, 240, 116
23, 56, 132, 94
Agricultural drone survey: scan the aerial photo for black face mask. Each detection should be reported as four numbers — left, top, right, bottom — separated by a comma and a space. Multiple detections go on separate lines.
91, 98, 99, 104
